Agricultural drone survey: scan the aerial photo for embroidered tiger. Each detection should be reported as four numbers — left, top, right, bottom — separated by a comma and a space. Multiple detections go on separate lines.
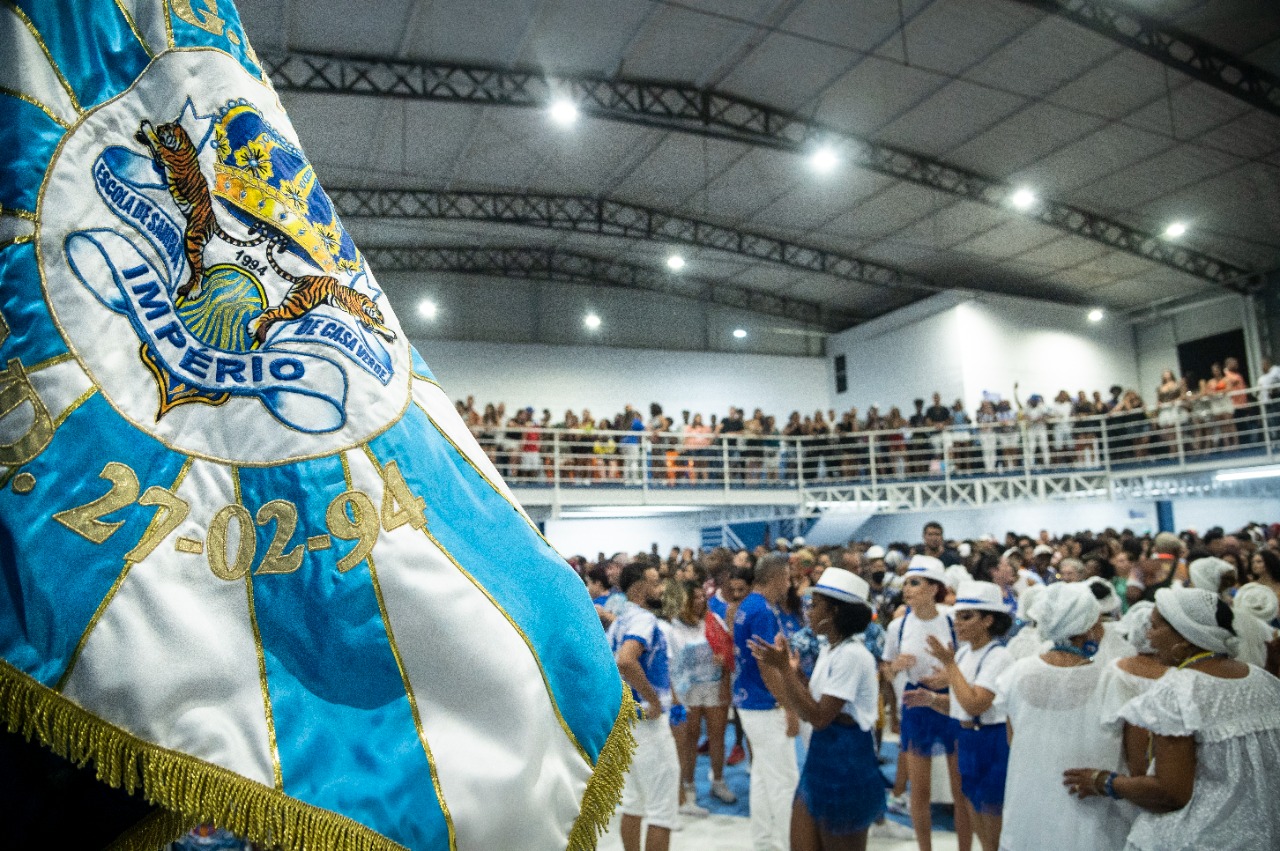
135, 119, 263, 299
247, 243, 397, 344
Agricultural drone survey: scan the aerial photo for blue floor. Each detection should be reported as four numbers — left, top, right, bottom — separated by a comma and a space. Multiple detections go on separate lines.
689, 724, 954, 831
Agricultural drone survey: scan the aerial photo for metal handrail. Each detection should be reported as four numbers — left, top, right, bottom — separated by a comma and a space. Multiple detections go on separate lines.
466, 384, 1280, 490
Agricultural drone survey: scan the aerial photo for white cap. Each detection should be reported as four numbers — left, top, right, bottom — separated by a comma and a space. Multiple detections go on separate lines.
1033, 544, 1054, 556
905, 554, 947, 585
793, 536, 806, 546
865, 545, 886, 560
958, 542, 972, 558
813, 568, 870, 606
952, 581, 1008, 614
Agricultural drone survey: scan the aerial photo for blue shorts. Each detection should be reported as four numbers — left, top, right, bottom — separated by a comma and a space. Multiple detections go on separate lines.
956, 724, 1009, 814
900, 684, 957, 757
796, 722, 887, 835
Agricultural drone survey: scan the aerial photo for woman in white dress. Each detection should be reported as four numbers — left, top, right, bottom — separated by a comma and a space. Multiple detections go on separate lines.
1064, 587, 1280, 851
667, 580, 721, 817
994, 582, 1130, 851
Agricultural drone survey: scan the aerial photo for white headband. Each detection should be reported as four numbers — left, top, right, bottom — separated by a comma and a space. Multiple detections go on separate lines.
1155, 587, 1239, 657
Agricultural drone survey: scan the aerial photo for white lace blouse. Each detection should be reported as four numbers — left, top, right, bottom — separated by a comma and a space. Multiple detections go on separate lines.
1116, 665, 1280, 851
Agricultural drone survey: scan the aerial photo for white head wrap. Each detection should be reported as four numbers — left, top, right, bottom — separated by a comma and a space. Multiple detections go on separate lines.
1119, 601, 1156, 655
1234, 582, 1279, 624
1017, 583, 1045, 622
1189, 557, 1235, 592
1030, 583, 1100, 643
944, 564, 972, 591
1155, 587, 1240, 657
1084, 576, 1122, 616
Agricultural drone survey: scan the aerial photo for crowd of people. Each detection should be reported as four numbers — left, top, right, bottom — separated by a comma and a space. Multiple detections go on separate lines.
580, 520, 1280, 851
457, 356, 1280, 484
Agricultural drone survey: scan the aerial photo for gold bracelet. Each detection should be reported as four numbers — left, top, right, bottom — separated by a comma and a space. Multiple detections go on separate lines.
1093, 769, 1107, 795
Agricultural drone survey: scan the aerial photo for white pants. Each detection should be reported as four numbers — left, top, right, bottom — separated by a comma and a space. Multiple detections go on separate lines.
1028, 425, 1050, 466
739, 706, 799, 851
620, 713, 680, 829
621, 442, 642, 483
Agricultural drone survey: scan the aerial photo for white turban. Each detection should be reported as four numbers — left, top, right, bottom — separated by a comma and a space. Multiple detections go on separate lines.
1017, 583, 1045, 622
1155, 587, 1240, 657
1030, 583, 1100, 643
1084, 576, 1122, 616
1119, 601, 1156, 655
1235, 582, 1280, 623
1189, 557, 1235, 592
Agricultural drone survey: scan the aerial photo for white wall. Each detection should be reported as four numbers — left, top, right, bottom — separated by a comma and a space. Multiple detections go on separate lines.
826, 292, 968, 415
542, 515, 706, 560
955, 295, 1139, 412
415, 339, 829, 422
826, 291, 1141, 417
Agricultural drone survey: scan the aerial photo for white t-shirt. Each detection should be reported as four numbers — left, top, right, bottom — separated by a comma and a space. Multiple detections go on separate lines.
948, 641, 1012, 726
808, 637, 879, 733
884, 608, 956, 687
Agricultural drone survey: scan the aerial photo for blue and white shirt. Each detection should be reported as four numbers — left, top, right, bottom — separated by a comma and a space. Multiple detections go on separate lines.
607, 600, 672, 711
733, 592, 782, 710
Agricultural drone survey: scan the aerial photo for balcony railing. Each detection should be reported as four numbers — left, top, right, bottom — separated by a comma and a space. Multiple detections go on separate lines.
470, 387, 1280, 495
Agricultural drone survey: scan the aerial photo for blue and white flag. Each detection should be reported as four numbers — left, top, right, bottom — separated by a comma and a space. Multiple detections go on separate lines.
0, 3, 633, 850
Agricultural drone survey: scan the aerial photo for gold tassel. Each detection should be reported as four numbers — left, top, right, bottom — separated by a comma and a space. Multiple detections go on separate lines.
566, 684, 637, 851
0, 661, 407, 851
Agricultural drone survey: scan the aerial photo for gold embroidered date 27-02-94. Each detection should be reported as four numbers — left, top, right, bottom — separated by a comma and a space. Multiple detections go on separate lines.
44, 458, 426, 580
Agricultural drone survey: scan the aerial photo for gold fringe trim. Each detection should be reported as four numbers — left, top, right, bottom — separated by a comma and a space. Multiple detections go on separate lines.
0, 661, 409, 851
566, 684, 637, 851
106, 808, 199, 851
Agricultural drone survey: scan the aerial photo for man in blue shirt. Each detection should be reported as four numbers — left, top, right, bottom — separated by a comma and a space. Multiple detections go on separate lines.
733, 553, 799, 851
608, 562, 679, 851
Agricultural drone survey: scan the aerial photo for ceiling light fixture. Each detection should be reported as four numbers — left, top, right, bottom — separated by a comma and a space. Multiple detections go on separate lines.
733, 328, 747, 339
548, 99, 579, 126
666, 254, 686, 272
1215, 465, 1280, 483
1009, 187, 1036, 210
809, 145, 838, 174
1088, 308, 1104, 322
583, 312, 601, 330
1164, 221, 1187, 238
417, 299, 438, 319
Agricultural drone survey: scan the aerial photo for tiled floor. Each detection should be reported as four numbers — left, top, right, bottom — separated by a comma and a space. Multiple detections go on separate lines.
598, 728, 961, 850
597, 810, 961, 851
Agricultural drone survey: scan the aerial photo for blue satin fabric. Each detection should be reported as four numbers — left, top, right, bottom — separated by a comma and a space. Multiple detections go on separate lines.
238, 458, 450, 851
0, 243, 71, 366
370, 399, 622, 761
0, 394, 188, 686
15, 0, 151, 111
0, 98, 65, 213
165, 0, 263, 80
410, 346, 436, 382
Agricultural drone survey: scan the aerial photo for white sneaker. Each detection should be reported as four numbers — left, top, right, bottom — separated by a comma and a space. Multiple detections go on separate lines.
710, 779, 737, 804
870, 819, 916, 840
679, 801, 710, 818
886, 792, 909, 815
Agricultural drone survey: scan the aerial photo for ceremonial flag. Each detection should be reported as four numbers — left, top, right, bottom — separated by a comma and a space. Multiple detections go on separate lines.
0, 2, 633, 849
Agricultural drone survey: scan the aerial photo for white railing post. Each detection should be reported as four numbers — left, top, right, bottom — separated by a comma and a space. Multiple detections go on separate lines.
1174, 417, 1186, 468
552, 430, 561, 493
1263, 397, 1273, 457
796, 439, 806, 491
868, 433, 877, 493
642, 434, 649, 495
722, 437, 731, 495
1099, 414, 1111, 472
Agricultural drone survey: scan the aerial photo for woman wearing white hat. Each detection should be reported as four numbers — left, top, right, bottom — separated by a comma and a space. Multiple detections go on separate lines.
750, 568, 885, 851
993, 582, 1130, 850
904, 581, 1014, 851
1231, 582, 1279, 673
882, 555, 966, 851
1064, 586, 1280, 850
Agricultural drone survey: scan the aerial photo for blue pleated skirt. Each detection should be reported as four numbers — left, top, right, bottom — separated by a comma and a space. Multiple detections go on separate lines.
900, 684, 957, 757
957, 724, 1009, 815
796, 722, 887, 836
